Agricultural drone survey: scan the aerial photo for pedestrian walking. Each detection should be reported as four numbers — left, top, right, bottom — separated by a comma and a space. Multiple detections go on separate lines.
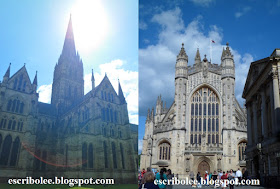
197, 172, 202, 188
166, 169, 173, 189
221, 171, 228, 189
236, 168, 242, 183
142, 167, 152, 184
218, 170, 223, 180
189, 171, 194, 181
139, 172, 159, 189
156, 168, 167, 189
228, 169, 235, 189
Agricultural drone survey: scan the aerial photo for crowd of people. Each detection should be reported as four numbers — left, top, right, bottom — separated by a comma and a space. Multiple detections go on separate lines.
138, 167, 249, 189
138, 167, 174, 189
194, 168, 248, 188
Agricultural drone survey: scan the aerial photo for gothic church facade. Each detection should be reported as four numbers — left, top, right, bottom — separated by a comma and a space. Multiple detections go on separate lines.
141, 43, 247, 178
0, 17, 137, 183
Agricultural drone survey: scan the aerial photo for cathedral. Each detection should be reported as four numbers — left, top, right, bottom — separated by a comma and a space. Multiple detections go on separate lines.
0, 16, 137, 183
140, 43, 247, 178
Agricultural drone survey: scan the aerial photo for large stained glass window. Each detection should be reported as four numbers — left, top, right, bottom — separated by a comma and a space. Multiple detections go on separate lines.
190, 87, 220, 144
238, 141, 247, 161
158, 142, 171, 160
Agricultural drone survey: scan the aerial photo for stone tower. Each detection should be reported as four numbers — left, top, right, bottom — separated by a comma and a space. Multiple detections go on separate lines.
51, 15, 84, 114
221, 42, 236, 159
221, 42, 235, 129
175, 43, 188, 129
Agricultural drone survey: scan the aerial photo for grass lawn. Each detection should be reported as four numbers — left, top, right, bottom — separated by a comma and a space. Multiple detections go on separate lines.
0, 184, 138, 189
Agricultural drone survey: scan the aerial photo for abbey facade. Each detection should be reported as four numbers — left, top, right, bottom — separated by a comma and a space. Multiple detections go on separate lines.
0, 17, 137, 183
141, 43, 247, 178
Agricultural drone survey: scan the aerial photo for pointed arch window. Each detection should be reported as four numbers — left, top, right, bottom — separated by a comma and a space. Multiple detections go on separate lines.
15, 100, 20, 112
22, 81, 27, 92
112, 142, 117, 169
9, 137, 20, 167
12, 99, 16, 112
0, 117, 7, 129
190, 87, 219, 144
19, 103, 24, 113
238, 141, 247, 161
18, 74, 23, 90
82, 143, 87, 169
120, 143, 125, 169
7, 100, 12, 111
88, 144, 93, 169
106, 108, 109, 121
12, 120, 16, 130
158, 142, 171, 160
110, 109, 113, 122
0, 135, 12, 166
114, 111, 118, 123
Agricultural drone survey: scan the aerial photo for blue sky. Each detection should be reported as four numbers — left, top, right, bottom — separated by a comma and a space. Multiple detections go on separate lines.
138, 0, 280, 153
0, 0, 138, 124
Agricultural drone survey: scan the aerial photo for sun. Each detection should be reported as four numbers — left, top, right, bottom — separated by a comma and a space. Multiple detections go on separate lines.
70, 0, 109, 54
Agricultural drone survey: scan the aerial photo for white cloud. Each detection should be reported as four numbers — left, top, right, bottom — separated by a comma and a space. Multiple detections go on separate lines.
37, 59, 138, 125
189, 0, 215, 7
139, 21, 148, 30
139, 8, 252, 115
235, 6, 252, 18
37, 84, 52, 103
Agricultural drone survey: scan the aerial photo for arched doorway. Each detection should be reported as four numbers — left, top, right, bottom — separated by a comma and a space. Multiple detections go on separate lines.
197, 160, 210, 175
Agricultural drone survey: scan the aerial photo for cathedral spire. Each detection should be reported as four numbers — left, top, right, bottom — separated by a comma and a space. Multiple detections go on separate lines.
195, 48, 201, 64
32, 71, 38, 91
118, 79, 126, 104
177, 43, 188, 61
91, 69, 95, 89
175, 43, 188, 79
62, 14, 76, 57
221, 42, 233, 59
33, 71, 37, 85
2, 63, 11, 83
4, 63, 11, 78
146, 109, 150, 122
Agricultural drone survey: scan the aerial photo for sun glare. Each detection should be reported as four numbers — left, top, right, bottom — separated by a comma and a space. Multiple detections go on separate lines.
71, 0, 109, 54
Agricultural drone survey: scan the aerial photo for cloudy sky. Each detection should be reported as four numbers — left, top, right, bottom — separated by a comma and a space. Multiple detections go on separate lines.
138, 0, 280, 153
0, 0, 138, 124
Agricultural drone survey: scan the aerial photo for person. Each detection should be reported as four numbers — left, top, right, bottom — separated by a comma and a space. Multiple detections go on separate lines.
221, 171, 228, 189
189, 171, 194, 181
197, 172, 202, 188
209, 172, 212, 181
218, 170, 223, 180
166, 169, 173, 189
225, 171, 229, 177
212, 171, 218, 188
142, 167, 152, 184
243, 168, 249, 180
139, 172, 160, 189
156, 168, 167, 189
228, 169, 235, 189
205, 171, 209, 186
142, 168, 147, 178
236, 168, 242, 183
212, 171, 218, 181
